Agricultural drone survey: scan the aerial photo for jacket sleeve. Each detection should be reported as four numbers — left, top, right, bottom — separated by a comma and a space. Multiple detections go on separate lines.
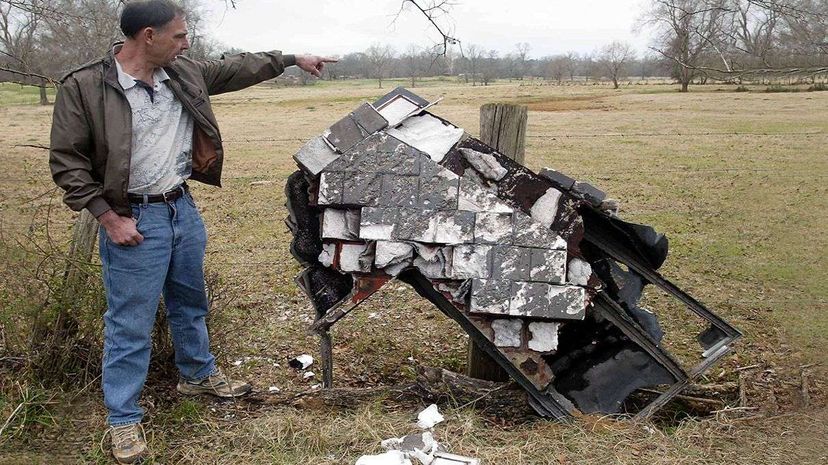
49, 76, 111, 217
196, 51, 296, 95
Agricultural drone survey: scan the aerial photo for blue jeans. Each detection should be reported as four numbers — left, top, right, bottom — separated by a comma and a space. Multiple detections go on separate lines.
99, 191, 217, 426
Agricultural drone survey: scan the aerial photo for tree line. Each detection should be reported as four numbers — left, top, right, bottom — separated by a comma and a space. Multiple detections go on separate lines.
1, 0, 826, 103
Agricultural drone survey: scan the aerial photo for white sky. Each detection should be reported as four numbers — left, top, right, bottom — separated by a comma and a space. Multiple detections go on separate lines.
202, 0, 655, 58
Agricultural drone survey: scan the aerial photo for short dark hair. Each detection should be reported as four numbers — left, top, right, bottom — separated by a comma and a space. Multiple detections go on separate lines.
120, 0, 185, 38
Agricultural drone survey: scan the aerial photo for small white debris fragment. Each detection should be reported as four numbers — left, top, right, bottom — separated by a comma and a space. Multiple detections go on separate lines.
355, 450, 412, 465
410, 448, 433, 465
491, 319, 523, 347
567, 258, 592, 286
530, 188, 562, 228
368, 312, 380, 319
232, 359, 243, 366
381, 437, 403, 451
459, 147, 508, 181
249, 180, 275, 186
268, 386, 280, 393
289, 354, 314, 370
528, 322, 560, 352
416, 404, 445, 429
318, 242, 336, 267
311, 383, 322, 390
303, 371, 315, 379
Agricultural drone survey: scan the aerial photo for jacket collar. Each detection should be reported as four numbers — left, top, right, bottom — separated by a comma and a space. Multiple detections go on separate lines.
103, 42, 172, 91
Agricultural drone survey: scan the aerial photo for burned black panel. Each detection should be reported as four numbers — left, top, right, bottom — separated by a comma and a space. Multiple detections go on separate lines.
285, 171, 323, 265
545, 307, 677, 413
297, 266, 354, 316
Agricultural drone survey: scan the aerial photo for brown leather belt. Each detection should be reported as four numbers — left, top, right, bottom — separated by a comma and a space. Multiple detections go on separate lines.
128, 183, 189, 204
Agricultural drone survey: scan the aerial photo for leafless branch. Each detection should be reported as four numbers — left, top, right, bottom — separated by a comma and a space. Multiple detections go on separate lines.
393, 0, 461, 57
650, 45, 828, 76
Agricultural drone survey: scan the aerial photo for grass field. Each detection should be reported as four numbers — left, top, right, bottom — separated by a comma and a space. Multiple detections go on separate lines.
0, 78, 826, 464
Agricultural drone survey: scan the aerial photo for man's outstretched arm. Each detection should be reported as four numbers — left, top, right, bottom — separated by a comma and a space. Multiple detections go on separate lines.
192, 51, 336, 95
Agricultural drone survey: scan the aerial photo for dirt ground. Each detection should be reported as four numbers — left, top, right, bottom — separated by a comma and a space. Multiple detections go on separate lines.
0, 79, 826, 464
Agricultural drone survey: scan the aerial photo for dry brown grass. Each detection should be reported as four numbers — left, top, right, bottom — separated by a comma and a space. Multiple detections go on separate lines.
0, 78, 826, 463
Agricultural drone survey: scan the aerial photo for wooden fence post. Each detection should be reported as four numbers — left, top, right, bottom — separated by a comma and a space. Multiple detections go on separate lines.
466, 103, 528, 381
62, 209, 99, 293
478, 103, 528, 164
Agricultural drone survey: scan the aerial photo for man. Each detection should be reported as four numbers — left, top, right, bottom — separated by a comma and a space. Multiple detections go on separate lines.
49, 1, 334, 462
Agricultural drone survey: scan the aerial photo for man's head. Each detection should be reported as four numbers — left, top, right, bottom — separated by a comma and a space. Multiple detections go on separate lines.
120, 0, 189, 66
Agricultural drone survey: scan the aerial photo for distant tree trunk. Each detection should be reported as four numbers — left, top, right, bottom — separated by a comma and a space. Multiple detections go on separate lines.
612, 77, 619, 89
378, 77, 382, 88
39, 85, 49, 105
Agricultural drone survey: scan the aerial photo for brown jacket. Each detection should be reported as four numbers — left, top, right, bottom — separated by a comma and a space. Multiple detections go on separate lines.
49, 46, 295, 217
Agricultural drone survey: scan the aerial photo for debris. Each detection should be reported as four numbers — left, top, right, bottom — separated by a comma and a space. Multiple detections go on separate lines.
416, 404, 445, 429
287, 88, 742, 421
432, 452, 479, 465
528, 322, 560, 352
268, 386, 280, 393
303, 371, 315, 380
289, 354, 314, 370
249, 180, 275, 186
387, 114, 464, 162
529, 188, 562, 228
567, 258, 592, 286
459, 147, 507, 181
491, 319, 522, 347
355, 450, 412, 465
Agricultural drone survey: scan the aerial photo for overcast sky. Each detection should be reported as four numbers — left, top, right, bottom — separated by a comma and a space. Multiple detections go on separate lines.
202, 0, 655, 58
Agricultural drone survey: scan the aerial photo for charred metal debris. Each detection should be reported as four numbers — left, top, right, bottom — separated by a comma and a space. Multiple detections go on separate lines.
285, 87, 742, 420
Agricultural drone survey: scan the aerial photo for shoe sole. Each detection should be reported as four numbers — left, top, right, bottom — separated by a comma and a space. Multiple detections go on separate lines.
176, 383, 252, 398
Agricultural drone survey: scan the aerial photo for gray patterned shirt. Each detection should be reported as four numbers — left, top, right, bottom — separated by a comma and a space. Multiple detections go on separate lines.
115, 57, 194, 195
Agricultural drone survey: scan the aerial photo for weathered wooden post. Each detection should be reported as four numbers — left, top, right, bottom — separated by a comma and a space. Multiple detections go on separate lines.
63, 210, 98, 289
467, 103, 528, 381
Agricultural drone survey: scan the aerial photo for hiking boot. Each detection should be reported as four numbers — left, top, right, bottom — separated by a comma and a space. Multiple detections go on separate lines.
176, 369, 252, 398
106, 423, 147, 464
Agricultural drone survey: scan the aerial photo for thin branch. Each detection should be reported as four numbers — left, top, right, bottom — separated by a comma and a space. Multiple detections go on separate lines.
394, 0, 461, 58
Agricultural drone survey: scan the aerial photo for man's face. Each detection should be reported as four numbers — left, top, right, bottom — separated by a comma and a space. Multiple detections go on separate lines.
147, 15, 189, 66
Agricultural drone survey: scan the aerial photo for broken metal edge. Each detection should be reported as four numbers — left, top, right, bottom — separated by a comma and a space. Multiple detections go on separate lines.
398, 269, 576, 421
372, 86, 431, 110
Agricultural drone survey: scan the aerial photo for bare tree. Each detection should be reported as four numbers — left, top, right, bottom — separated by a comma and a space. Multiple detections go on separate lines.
544, 55, 567, 82
395, 0, 460, 58
513, 42, 530, 80
0, 0, 50, 103
563, 51, 579, 81
481, 49, 499, 85
464, 43, 482, 85
403, 44, 422, 87
597, 41, 636, 88
641, 0, 731, 91
366, 44, 394, 88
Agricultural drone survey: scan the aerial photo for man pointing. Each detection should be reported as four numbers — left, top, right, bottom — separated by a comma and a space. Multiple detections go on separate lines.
49, 0, 335, 462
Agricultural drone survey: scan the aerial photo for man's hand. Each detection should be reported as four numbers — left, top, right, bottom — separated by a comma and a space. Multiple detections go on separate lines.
98, 210, 144, 246
295, 55, 338, 77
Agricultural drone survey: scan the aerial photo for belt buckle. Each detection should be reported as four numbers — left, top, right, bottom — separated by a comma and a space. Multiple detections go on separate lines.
162, 190, 174, 203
